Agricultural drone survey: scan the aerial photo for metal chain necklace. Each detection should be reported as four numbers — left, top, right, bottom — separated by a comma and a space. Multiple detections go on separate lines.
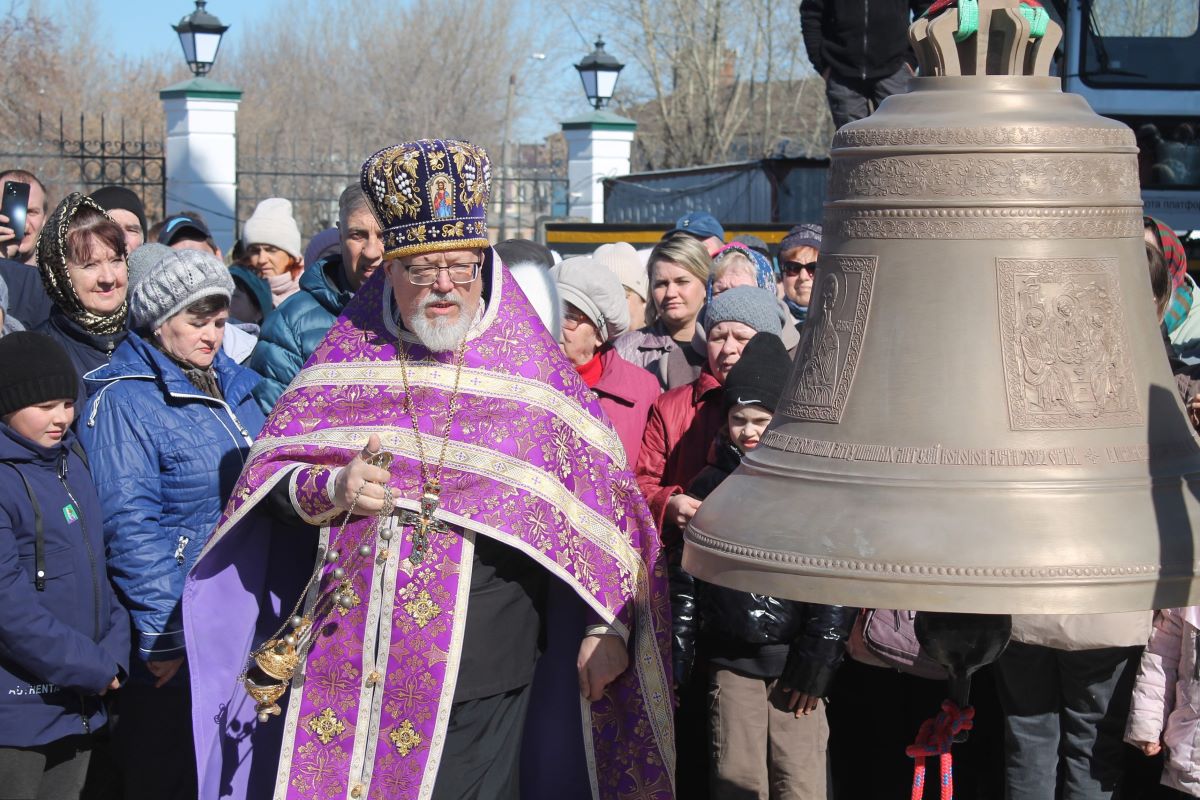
396, 332, 470, 565
240, 329, 471, 725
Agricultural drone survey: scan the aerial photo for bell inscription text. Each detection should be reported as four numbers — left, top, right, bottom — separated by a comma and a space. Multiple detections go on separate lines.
997, 257, 1141, 430
782, 254, 877, 423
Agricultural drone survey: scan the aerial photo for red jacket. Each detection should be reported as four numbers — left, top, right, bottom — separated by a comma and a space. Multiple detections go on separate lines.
592, 347, 662, 469
635, 370, 724, 543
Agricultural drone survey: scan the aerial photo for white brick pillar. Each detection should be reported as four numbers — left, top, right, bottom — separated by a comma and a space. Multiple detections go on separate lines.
561, 111, 637, 224
159, 77, 242, 254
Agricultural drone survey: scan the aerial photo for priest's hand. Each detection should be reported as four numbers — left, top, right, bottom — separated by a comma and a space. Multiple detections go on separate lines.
577, 633, 629, 702
333, 434, 393, 514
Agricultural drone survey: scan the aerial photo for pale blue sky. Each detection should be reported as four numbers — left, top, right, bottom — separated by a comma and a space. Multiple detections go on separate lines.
46, 0, 599, 140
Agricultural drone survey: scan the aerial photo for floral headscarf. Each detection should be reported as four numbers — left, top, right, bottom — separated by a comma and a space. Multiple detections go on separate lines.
706, 242, 776, 304
36, 193, 128, 336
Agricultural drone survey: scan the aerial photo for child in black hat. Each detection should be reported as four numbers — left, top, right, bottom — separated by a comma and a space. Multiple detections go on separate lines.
671, 332, 856, 799
0, 332, 128, 797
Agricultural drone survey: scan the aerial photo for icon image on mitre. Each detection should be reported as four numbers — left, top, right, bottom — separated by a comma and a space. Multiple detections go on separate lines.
428, 173, 455, 220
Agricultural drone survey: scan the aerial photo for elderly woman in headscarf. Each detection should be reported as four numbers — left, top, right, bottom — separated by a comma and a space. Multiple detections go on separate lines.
552, 256, 661, 467
34, 193, 129, 404
705, 242, 801, 351
707, 241, 775, 301
79, 247, 264, 800
1150, 216, 1198, 354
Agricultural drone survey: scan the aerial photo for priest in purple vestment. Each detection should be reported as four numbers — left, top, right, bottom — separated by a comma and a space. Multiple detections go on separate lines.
183, 139, 675, 800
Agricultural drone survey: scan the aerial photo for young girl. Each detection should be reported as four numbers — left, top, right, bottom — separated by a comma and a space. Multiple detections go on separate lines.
1126, 607, 1200, 797
0, 332, 128, 799
671, 332, 856, 799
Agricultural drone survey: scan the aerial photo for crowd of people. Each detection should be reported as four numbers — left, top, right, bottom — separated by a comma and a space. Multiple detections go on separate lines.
0, 130, 1195, 800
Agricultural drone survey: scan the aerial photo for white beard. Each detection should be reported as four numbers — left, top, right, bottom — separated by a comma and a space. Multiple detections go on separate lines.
409, 293, 474, 352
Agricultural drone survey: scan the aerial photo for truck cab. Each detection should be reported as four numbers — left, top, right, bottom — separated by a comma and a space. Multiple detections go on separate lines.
1059, 0, 1200, 250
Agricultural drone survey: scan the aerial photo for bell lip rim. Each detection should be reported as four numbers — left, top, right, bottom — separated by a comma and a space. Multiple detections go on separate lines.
680, 531, 1196, 615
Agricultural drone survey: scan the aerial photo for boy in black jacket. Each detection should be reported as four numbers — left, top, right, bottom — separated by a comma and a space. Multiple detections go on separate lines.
0, 333, 128, 798
671, 332, 856, 799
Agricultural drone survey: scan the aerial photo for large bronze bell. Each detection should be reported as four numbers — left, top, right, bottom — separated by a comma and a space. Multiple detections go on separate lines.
685, 0, 1200, 615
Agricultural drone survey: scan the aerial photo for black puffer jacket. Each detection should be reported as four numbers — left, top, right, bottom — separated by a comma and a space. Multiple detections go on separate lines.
799, 0, 933, 81
671, 436, 857, 695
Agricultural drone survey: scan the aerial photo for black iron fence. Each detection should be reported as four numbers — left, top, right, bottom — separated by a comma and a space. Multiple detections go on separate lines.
236, 136, 362, 242
0, 119, 569, 251
0, 113, 165, 222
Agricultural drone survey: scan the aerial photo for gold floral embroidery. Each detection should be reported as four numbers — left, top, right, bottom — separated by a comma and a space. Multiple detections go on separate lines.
335, 582, 361, 616
306, 707, 346, 745
441, 221, 464, 238
405, 224, 428, 243
389, 720, 422, 756
403, 589, 441, 628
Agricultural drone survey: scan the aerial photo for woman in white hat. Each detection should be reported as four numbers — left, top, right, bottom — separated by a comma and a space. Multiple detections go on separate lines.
552, 256, 661, 467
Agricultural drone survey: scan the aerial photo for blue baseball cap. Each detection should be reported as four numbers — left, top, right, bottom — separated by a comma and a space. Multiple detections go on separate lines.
158, 213, 212, 246
666, 211, 725, 242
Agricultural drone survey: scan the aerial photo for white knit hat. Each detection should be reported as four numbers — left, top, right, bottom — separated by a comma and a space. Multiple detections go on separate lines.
551, 256, 631, 344
593, 241, 648, 301
242, 197, 302, 259
130, 249, 234, 330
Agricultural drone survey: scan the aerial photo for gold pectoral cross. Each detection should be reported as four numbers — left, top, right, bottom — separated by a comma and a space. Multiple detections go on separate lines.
398, 482, 448, 565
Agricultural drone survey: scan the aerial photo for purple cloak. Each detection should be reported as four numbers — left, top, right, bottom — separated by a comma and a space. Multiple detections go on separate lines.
183, 251, 675, 800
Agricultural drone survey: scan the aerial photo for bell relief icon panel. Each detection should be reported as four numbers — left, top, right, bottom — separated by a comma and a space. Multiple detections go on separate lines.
781, 254, 878, 423
997, 257, 1141, 431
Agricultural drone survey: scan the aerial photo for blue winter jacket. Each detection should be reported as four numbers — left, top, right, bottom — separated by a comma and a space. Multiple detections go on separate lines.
0, 424, 129, 746
248, 253, 353, 414
80, 332, 264, 678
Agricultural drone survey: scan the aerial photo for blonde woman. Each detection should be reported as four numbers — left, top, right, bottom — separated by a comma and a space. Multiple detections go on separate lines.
613, 234, 711, 390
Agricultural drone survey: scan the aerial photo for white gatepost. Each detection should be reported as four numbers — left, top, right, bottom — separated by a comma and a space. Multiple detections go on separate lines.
159, 77, 242, 254
561, 111, 637, 224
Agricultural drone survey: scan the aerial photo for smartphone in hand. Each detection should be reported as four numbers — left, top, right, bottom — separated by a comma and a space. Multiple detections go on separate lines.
1, 180, 30, 245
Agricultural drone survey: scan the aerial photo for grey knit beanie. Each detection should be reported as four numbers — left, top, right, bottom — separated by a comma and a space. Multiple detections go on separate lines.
243, 197, 302, 260
130, 248, 234, 330
704, 285, 785, 337
551, 256, 631, 343
126, 243, 175, 293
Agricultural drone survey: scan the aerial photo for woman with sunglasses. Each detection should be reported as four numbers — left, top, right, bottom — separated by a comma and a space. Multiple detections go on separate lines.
778, 224, 822, 330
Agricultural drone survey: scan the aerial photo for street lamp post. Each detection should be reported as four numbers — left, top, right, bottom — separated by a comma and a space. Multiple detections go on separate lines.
173, 0, 229, 78
562, 37, 636, 224
162, 0, 240, 251
574, 38, 625, 111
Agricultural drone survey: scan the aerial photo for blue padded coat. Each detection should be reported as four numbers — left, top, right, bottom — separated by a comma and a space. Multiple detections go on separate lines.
80, 331, 264, 676
248, 254, 353, 413
0, 424, 129, 746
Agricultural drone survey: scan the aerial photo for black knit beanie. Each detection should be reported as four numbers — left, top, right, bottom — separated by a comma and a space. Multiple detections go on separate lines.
723, 332, 791, 414
0, 332, 80, 418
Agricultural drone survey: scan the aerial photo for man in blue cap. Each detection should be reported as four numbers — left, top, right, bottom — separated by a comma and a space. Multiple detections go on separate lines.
665, 210, 725, 256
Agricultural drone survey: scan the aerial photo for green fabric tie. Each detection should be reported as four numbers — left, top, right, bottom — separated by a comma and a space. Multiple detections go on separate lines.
1019, 2, 1049, 37
953, 0, 979, 42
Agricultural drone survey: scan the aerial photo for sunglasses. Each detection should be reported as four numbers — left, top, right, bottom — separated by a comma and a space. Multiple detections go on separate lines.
780, 260, 817, 276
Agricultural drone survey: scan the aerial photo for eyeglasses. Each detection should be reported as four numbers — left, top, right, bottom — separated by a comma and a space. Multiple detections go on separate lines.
562, 308, 593, 330
780, 260, 817, 276
405, 262, 481, 286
